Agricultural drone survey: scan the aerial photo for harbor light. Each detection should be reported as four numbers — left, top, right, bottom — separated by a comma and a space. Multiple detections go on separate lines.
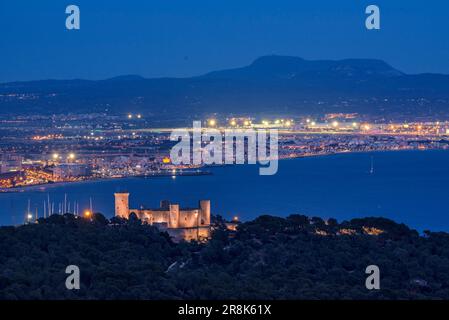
243, 120, 250, 126
84, 210, 92, 218
208, 119, 216, 127
230, 119, 237, 126
27, 213, 33, 220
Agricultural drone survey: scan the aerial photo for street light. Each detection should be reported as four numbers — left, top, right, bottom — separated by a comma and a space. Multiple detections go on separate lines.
84, 210, 91, 218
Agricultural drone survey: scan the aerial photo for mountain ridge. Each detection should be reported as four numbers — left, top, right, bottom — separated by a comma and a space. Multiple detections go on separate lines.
1, 55, 449, 119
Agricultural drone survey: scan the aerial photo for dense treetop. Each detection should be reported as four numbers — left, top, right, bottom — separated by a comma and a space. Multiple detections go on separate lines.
1, 212, 448, 299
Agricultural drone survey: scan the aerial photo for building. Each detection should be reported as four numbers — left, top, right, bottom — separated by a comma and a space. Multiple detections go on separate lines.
52, 163, 91, 179
114, 193, 211, 241
0, 154, 23, 174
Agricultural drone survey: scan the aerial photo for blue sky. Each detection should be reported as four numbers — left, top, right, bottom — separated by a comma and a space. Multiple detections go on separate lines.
0, 0, 448, 82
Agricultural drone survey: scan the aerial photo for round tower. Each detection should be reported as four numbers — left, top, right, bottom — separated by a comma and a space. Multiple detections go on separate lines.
199, 200, 211, 225
114, 193, 130, 218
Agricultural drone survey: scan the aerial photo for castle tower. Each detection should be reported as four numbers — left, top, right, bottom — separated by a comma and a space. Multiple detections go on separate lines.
114, 192, 130, 218
169, 204, 180, 228
199, 200, 211, 226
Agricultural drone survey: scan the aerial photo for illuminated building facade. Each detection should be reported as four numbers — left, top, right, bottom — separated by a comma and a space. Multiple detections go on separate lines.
0, 154, 23, 174
114, 193, 211, 241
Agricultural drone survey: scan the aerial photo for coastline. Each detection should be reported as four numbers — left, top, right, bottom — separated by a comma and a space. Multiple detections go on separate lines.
1, 147, 444, 193
0, 169, 212, 193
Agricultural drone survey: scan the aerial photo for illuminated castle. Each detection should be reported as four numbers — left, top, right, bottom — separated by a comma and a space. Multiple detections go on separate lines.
114, 192, 211, 241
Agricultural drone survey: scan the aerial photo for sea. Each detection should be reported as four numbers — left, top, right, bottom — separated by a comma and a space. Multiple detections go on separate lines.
1, 150, 449, 232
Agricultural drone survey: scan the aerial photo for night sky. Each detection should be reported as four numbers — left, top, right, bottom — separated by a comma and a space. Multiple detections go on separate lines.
1, 0, 448, 82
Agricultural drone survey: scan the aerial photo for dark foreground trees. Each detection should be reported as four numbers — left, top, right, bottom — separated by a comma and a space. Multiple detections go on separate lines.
1, 213, 449, 299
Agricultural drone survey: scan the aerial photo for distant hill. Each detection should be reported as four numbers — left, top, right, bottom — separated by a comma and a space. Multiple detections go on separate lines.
1, 55, 449, 119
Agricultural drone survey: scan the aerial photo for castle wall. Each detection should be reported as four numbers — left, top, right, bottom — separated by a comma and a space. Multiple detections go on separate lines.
133, 208, 206, 229
167, 227, 210, 242
178, 209, 200, 228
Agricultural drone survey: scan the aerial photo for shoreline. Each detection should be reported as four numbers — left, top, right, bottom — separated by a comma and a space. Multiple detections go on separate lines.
0, 148, 446, 193
0, 169, 212, 193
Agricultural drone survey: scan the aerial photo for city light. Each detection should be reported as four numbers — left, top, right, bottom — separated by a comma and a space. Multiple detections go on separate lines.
84, 210, 91, 218
285, 120, 292, 127
128, 114, 133, 119
232, 216, 239, 222
243, 120, 250, 126
311, 121, 316, 126
68, 153, 76, 160
352, 122, 358, 127
332, 121, 339, 128
137, 114, 142, 119
230, 120, 237, 126
208, 119, 216, 127
363, 124, 371, 131
27, 213, 33, 220
52, 153, 59, 160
